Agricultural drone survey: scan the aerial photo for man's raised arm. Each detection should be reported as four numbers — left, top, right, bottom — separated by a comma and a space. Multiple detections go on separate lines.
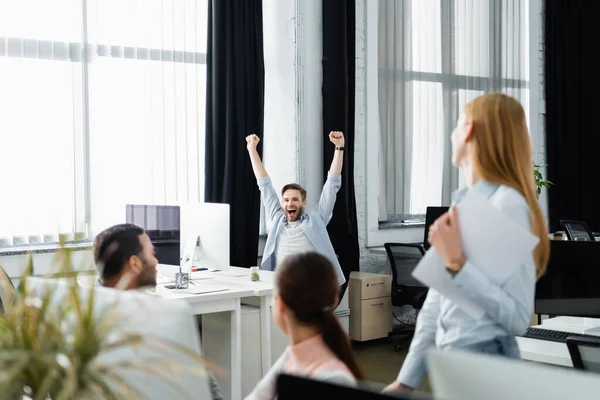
246, 134, 284, 222
328, 131, 345, 175
315, 131, 345, 223
246, 134, 268, 179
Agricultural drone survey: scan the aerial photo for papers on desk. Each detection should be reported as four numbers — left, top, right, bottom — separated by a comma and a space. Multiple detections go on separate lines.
148, 284, 230, 297
412, 190, 540, 319
213, 270, 248, 278
174, 285, 230, 295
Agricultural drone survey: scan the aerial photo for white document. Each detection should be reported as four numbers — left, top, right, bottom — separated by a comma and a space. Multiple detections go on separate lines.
413, 250, 485, 319
456, 190, 539, 285
412, 190, 539, 319
176, 285, 230, 295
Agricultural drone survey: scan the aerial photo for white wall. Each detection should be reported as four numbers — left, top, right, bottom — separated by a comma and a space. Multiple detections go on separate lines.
262, 0, 323, 214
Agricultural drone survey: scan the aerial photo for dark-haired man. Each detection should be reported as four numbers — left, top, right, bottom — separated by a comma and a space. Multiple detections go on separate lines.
94, 223, 158, 289
245, 132, 346, 285
93, 223, 224, 400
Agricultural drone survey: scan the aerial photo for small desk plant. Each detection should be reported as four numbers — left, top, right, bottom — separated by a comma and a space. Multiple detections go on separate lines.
534, 163, 553, 198
0, 242, 209, 399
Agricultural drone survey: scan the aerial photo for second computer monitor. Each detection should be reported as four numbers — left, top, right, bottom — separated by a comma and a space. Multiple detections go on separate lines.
535, 240, 600, 317
423, 206, 449, 250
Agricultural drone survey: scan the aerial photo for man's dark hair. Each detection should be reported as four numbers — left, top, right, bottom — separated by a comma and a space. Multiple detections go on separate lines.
281, 183, 307, 201
96, 224, 145, 279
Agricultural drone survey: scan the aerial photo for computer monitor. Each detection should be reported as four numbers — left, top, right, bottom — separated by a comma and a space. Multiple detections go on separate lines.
427, 348, 600, 400
276, 374, 431, 400
423, 206, 449, 250
179, 203, 230, 270
567, 336, 600, 372
126, 204, 181, 265
535, 240, 600, 317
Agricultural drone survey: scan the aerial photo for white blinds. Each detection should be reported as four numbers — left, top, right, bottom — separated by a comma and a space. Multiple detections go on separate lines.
86, 0, 208, 232
0, 0, 208, 245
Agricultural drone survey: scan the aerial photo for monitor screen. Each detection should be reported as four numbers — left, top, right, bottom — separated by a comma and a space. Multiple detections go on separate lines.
535, 241, 600, 317
423, 206, 449, 250
126, 204, 180, 265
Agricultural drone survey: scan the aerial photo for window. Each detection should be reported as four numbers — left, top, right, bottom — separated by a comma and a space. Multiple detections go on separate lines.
377, 0, 529, 222
0, 0, 208, 245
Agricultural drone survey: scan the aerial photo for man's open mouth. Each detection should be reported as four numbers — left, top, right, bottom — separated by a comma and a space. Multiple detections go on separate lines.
287, 209, 297, 218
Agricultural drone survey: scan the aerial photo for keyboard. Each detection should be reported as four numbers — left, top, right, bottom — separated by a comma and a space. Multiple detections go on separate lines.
522, 327, 600, 343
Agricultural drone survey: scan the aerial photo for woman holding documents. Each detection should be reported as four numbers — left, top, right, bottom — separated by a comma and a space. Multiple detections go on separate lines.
386, 93, 550, 392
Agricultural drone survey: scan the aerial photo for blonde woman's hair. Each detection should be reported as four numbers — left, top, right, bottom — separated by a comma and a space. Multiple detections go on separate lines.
465, 93, 549, 279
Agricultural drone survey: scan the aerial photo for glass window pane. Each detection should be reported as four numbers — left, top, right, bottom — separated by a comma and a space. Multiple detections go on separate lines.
501, 0, 528, 80
0, 0, 81, 42
454, 0, 490, 77
0, 58, 76, 239
91, 0, 208, 53
409, 81, 444, 214
410, 0, 442, 74
88, 58, 206, 232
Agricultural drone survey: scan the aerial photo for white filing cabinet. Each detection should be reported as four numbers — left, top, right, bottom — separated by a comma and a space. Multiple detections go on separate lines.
349, 272, 393, 342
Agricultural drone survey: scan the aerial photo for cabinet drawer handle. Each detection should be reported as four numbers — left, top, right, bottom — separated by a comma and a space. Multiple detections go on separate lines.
371, 303, 384, 307
367, 282, 384, 286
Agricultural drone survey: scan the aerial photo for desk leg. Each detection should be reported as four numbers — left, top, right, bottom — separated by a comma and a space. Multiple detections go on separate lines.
230, 299, 242, 400
260, 295, 272, 374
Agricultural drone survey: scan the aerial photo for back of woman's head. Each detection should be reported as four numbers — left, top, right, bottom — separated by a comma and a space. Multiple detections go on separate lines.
276, 252, 363, 379
465, 93, 549, 278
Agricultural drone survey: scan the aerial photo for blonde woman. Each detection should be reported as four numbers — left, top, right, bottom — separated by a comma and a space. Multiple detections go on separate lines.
386, 93, 550, 392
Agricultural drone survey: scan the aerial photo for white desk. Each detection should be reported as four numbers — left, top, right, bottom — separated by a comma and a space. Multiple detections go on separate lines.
156, 265, 275, 399
517, 317, 600, 367
76, 265, 275, 400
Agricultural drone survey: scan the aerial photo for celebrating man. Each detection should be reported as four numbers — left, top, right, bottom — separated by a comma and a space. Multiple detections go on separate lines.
246, 131, 346, 285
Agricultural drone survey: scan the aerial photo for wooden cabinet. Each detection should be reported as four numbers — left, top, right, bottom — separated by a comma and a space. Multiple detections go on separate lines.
349, 272, 393, 342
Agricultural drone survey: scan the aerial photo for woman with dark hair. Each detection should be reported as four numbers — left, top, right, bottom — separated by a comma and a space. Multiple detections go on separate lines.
245, 252, 363, 400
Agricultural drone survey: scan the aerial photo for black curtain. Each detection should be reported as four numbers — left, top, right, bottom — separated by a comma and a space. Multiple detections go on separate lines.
545, 1, 600, 232
205, 0, 264, 267
322, 0, 358, 297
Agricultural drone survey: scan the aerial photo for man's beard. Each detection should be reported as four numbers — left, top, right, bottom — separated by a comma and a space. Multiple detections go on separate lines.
286, 206, 304, 222
136, 260, 157, 288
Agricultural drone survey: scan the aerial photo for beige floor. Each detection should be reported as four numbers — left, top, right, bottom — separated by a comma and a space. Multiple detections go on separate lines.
352, 339, 432, 394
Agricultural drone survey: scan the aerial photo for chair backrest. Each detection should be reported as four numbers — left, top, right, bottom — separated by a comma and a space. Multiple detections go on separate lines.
567, 336, 600, 371
383, 243, 425, 288
423, 207, 449, 250
560, 220, 595, 241
277, 374, 427, 400
0, 265, 15, 312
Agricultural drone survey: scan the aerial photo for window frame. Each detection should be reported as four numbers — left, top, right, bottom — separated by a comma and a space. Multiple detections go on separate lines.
364, 0, 543, 247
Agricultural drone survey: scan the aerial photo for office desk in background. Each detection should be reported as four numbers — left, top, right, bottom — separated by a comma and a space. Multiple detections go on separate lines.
516, 317, 600, 367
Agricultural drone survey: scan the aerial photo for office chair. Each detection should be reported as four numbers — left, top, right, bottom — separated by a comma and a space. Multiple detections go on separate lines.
383, 207, 448, 352
384, 243, 426, 352
566, 336, 600, 372
560, 220, 595, 242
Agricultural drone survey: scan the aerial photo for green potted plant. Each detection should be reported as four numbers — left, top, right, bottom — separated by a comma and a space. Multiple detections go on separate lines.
534, 163, 552, 198
0, 243, 209, 399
